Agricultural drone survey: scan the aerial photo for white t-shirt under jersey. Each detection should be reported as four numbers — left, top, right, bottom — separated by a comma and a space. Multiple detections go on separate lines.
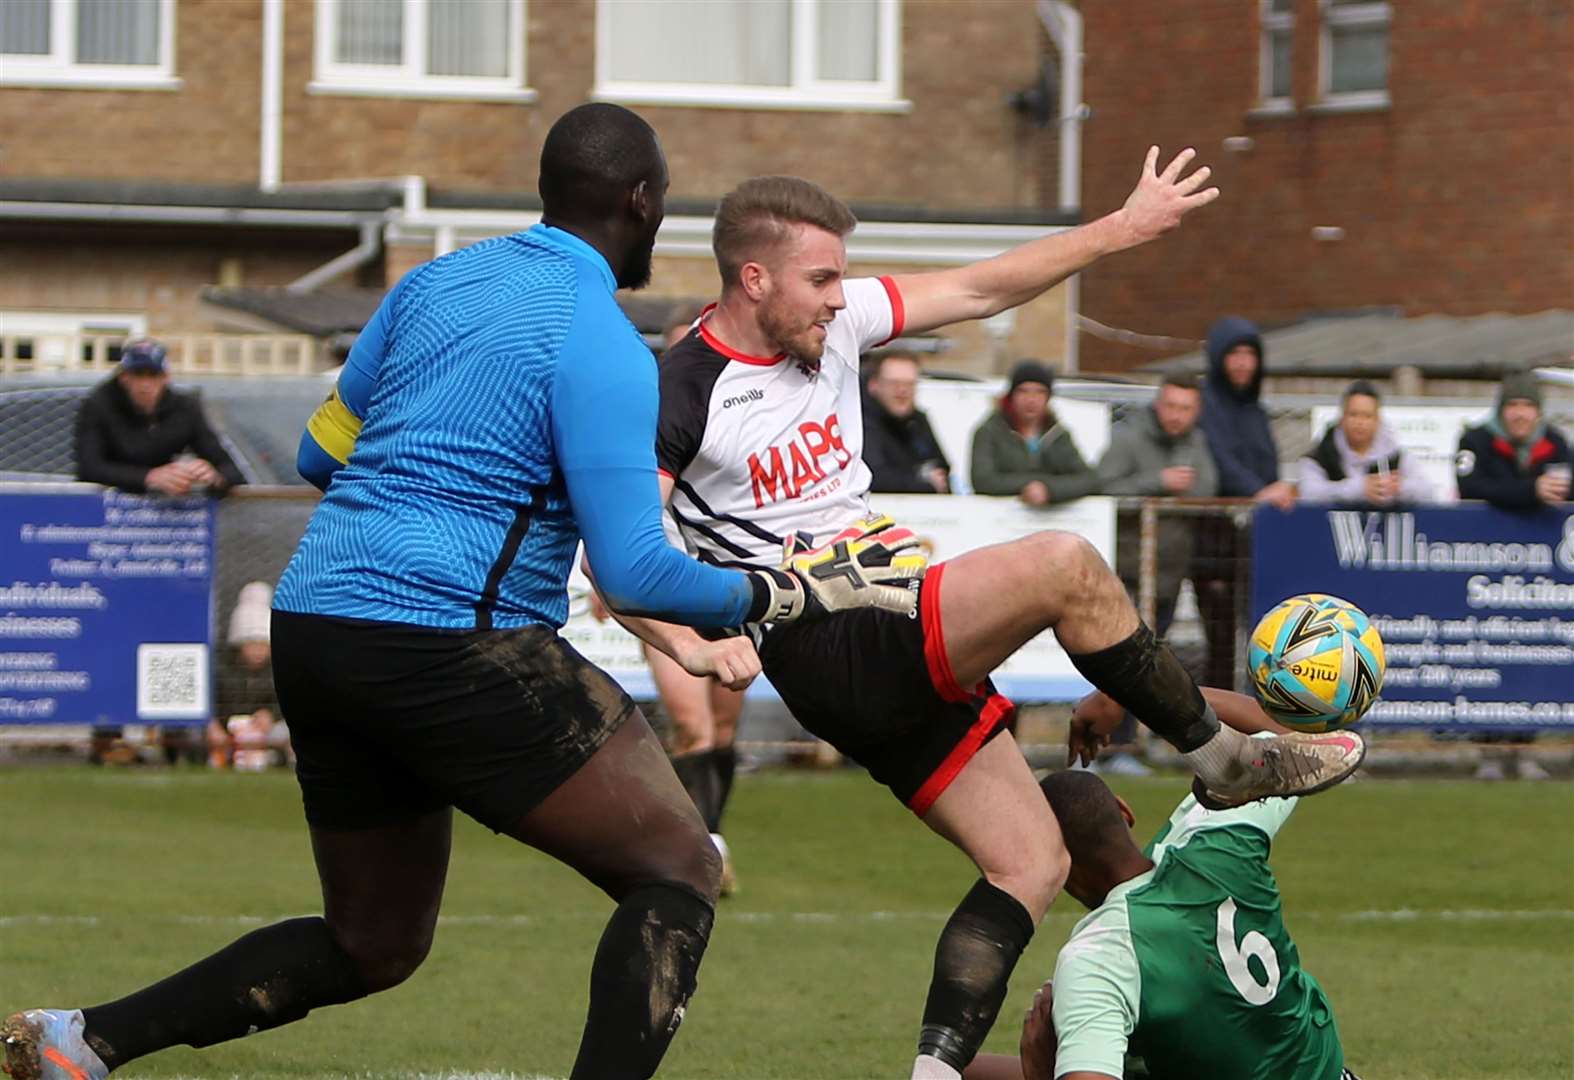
655, 276, 906, 568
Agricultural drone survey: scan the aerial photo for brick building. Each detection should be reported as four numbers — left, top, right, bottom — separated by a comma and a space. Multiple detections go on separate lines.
1, 0, 1086, 373
1073, 0, 1574, 372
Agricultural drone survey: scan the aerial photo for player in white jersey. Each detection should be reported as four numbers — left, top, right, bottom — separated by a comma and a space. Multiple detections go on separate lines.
620, 151, 1367, 1079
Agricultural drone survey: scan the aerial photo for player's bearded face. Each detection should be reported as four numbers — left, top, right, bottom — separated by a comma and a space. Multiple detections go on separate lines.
757, 226, 848, 369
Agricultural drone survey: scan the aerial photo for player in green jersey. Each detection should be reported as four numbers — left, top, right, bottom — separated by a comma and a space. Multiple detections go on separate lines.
966, 687, 1363, 1080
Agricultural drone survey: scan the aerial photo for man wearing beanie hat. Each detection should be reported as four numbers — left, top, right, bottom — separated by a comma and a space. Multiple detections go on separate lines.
969, 360, 1098, 505
74, 339, 244, 495
1456, 371, 1570, 509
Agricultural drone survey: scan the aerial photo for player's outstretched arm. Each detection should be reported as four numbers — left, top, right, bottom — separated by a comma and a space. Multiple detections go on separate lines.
892, 147, 1218, 335
1069, 686, 1288, 766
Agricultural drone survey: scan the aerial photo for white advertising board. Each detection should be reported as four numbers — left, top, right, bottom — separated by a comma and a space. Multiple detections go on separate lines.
559, 495, 1117, 703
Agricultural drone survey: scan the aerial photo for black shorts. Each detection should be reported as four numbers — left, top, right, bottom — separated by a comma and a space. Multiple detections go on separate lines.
271, 611, 633, 832
758, 562, 1015, 816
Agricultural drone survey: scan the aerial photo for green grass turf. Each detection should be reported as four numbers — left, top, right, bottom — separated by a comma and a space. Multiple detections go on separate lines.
2, 766, 1571, 1079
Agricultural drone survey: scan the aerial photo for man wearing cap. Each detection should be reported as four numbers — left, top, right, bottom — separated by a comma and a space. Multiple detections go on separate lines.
969, 360, 1098, 505
1455, 371, 1570, 510
73, 339, 244, 495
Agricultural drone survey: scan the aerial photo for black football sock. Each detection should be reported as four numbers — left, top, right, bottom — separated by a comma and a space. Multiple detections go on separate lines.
570, 881, 715, 1079
708, 746, 738, 834
670, 750, 721, 829
1069, 623, 1220, 752
81, 917, 367, 1067
917, 879, 1036, 1071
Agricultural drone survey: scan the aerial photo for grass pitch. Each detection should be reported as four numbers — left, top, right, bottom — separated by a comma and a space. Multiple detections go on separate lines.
1, 765, 1570, 1079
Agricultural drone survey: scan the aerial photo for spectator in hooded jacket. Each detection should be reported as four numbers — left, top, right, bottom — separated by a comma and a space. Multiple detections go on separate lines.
74, 339, 244, 495
1192, 318, 1293, 689
862, 349, 951, 493
970, 360, 1097, 505
1299, 380, 1435, 504
1456, 372, 1570, 510
1197, 318, 1295, 510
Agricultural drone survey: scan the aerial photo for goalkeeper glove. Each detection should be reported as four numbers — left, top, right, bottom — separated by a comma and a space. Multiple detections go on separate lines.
747, 514, 928, 622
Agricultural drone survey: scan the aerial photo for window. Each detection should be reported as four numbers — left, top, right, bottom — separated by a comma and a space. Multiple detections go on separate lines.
594, 0, 906, 112
1319, 0, 1389, 108
1259, 0, 1294, 109
312, 0, 531, 100
0, 311, 147, 369
0, 0, 177, 89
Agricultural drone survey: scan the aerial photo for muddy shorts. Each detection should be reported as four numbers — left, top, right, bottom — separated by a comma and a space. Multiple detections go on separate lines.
272, 611, 633, 832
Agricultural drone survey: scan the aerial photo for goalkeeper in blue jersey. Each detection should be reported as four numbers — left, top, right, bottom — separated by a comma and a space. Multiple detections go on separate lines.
3, 104, 922, 1080
965, 688, 1362, 1080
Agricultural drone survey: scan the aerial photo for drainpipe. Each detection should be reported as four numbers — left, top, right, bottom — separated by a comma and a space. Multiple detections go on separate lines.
1037, 0, 1084, 216
260, 0, 284, 192
287, 221, 382, 292
1038, 0, 1085, 373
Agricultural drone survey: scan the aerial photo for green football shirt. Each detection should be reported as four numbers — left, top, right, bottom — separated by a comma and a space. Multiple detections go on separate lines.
1051, 793, 1344, 1080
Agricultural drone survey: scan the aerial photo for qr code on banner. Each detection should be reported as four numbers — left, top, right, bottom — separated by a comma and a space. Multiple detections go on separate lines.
136, 643, 209, 720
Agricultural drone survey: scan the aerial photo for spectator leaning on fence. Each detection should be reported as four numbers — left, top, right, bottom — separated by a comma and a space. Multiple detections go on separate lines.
969, 359, 1097, 505
1097, 372, 1218, 627
1093, 373, 1216, 773
862, 349, 951, 494
1299, 380, 1435, 505
74, 339, 244, 495
1455, 372, 1570, 510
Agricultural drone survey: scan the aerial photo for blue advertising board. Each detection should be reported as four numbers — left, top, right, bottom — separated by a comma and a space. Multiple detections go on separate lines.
1252, 503, 1574, 731
0, 485, 215, 726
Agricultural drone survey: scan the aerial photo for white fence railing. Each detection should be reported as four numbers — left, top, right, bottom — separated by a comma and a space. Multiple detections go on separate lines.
0, 333, 328, 377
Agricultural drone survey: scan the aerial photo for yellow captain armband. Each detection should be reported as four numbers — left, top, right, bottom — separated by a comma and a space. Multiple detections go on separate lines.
305, 387, 363, 465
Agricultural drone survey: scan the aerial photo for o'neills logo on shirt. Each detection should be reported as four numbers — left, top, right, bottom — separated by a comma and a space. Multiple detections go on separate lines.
746, 413, 852, 508
722, 389, 765, 409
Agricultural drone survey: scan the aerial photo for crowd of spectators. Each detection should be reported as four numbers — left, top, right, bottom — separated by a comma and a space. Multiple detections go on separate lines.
861, 320, 1569, 772
48, 333, 1574, 775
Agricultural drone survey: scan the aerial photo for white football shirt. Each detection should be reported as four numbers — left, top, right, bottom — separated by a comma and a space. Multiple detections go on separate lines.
656, 276, 906, 568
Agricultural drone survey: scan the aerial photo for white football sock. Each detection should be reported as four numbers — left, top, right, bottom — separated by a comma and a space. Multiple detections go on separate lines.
1182, 721, 1251, 785
910, 1054, 962, 1080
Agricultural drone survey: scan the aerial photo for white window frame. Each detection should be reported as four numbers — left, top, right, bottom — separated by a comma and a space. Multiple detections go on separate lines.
1257, 0, 1294, 114
0, 0, 179, 91
1315, 0, 1391, 112
310, 0, 534, 102
0, 310, 148, 368
592, 0, 909, 114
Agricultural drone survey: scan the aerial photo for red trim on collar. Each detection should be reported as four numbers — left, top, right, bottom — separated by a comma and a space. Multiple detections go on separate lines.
697, 304, 787, 366
1529, 437, 1558, 466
